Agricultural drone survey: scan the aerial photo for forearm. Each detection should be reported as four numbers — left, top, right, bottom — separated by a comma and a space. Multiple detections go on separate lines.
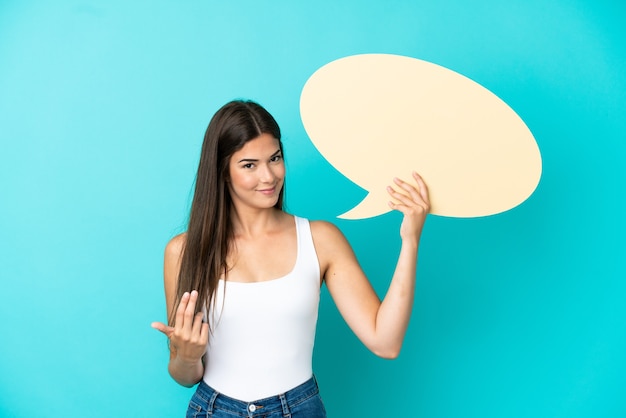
373, 239, 419, 358
168, 354, 204, 387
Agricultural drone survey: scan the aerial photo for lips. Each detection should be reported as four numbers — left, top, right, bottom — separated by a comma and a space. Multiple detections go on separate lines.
257, 187, 276, 195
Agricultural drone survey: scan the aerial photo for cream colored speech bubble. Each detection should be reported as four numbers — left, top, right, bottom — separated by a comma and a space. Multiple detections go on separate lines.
300, 54, 542, 219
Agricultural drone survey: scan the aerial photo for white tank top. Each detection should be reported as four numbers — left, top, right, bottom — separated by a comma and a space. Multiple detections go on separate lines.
202, 216, 321, 401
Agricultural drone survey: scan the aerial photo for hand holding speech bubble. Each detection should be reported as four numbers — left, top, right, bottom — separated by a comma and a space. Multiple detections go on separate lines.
300, 54, 542, 219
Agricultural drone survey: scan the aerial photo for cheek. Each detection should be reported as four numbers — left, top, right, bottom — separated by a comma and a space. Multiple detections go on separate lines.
230, 172, 255, 190
276, 163, 286, 179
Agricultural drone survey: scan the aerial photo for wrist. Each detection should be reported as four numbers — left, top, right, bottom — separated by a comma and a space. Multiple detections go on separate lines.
172, 354, 202, 368
400, 236, 420, 250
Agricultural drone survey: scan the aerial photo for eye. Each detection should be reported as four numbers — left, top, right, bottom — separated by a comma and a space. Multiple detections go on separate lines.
242, 163, 254, 169
270, 154, 282, 163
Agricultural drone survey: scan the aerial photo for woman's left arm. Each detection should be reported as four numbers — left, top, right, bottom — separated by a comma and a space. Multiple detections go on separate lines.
314, 172, 429, 359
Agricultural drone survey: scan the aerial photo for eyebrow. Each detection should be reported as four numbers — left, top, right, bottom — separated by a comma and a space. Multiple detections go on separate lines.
237, 149, 281, 164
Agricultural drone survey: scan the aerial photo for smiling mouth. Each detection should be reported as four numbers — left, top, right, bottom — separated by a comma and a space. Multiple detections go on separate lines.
257, 187, 276, 194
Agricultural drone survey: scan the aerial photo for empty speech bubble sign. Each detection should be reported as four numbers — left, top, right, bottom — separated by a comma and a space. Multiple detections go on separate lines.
300, 54, 542, 219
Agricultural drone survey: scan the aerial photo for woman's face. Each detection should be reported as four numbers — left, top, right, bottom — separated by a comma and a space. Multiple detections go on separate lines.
227, 133, 285, 211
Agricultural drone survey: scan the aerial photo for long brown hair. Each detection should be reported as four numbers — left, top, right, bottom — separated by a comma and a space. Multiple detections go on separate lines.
170, 100, 284, 326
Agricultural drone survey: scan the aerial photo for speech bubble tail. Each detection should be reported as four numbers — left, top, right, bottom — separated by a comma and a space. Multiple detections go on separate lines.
337, 193, 391, 220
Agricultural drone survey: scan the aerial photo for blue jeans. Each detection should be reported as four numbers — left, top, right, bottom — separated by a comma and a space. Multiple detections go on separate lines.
186, 376, 327, 417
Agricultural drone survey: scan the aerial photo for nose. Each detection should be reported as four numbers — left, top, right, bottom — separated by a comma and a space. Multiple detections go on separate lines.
259, 164, 276, 183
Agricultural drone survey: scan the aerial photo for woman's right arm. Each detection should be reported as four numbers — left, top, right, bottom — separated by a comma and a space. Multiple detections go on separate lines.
151, 234, 209, 387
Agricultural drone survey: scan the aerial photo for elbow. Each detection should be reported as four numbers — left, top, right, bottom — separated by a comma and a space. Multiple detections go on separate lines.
372, 346, 402, 360
168, 363, 203, 388
169, 372, 202, 388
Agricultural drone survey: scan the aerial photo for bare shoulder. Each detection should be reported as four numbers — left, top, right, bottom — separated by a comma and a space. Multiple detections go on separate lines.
311, 221, 362, 283
164, 233, 186, 285
165, 233, 187, 260
310, 220, 346, 243
163, 233, 187, 312
309, 220, 356, 272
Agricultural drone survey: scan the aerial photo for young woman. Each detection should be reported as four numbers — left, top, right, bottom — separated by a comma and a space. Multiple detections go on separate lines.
152, 100, 430, 417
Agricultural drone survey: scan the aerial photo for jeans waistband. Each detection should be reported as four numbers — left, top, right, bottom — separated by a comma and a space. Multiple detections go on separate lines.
193, 376, 320, 417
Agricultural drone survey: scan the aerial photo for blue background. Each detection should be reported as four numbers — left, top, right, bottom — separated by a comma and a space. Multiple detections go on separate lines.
1, 1, 625, 417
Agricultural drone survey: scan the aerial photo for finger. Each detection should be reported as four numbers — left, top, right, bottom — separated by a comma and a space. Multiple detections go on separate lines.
387, 199, 401, 211
392, 176, 418, 193
200, 322, 209, 344
183, 290, 199, 330
387, 198, 411, 214
387, 190, 410, 211
412, 171, 430, 204
387, 186, 429, 215
151, 322, 174, 337
392, 177, 423, 204
391, 174, 430, 210
387, 185, 415, 207
175, 291, 190, 328
191, 311, 205, 337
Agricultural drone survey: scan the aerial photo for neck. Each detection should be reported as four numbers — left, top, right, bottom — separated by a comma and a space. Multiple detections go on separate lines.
230, 206, 283, 238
